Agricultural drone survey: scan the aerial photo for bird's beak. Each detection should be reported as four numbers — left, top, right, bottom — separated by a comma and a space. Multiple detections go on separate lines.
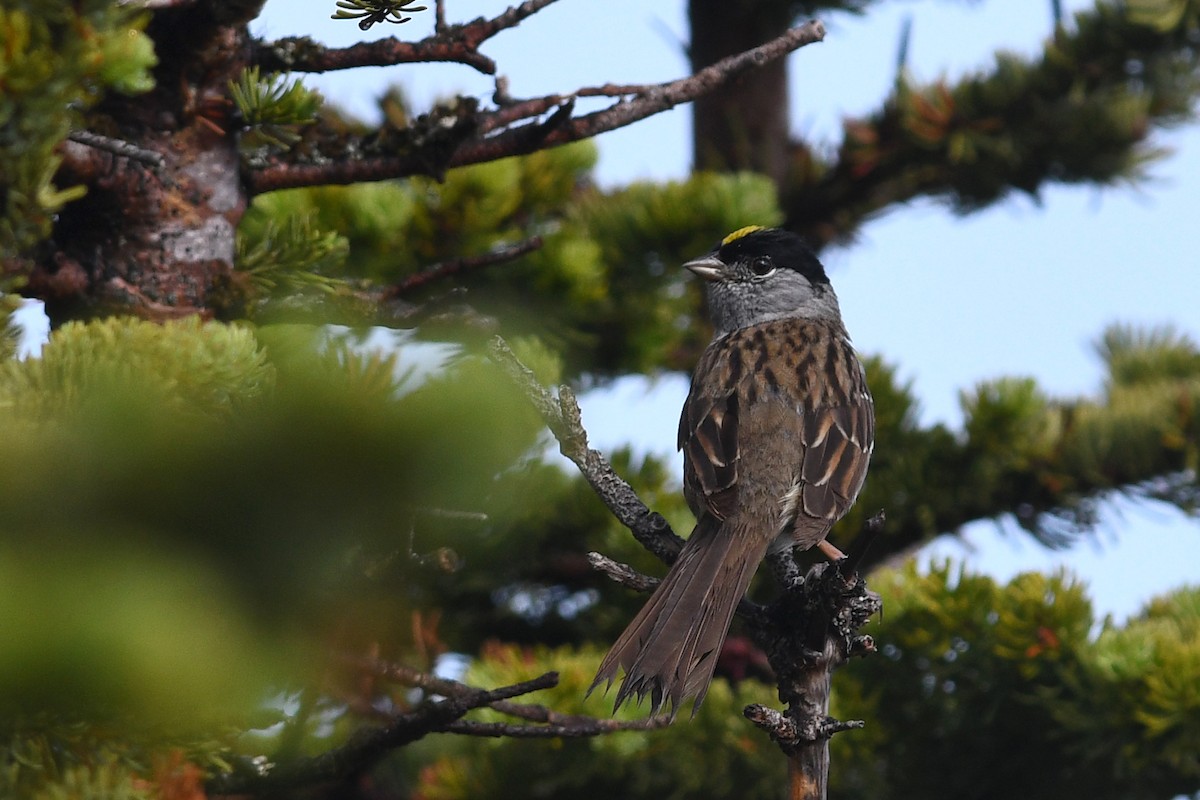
684, 254, 725, 282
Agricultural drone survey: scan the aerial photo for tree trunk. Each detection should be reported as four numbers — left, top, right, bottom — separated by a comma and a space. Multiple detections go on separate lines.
689, 0, 793, 186
30, 3, 259, 325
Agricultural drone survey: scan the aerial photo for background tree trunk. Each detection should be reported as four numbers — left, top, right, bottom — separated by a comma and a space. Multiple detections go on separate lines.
689, 0, 793, 187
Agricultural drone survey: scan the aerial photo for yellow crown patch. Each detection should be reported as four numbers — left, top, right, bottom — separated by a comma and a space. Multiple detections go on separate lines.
721, 225, 766, 246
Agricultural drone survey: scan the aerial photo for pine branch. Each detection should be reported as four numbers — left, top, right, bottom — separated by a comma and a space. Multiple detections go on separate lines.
253, 0, 562, 75
247, 20, 826, 194
490, 339, 882, 795
787, 3, 1200, 247
848, 340, 1200, 569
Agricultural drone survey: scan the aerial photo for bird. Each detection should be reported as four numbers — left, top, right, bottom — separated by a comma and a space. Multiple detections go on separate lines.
590, 225, 874, 718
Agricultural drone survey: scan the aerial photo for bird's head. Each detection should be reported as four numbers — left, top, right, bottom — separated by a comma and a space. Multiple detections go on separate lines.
685, 226, 841, 335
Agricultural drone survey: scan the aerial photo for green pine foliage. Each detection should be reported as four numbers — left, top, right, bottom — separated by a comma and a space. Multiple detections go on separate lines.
0, 316, 272, 417
836, 326, 1200, 559
0, 316, 546, 794
230, 66, 323, 151
235, 211, 350, 314
0, 2, 156, 265
241, 132, 781, 373
831, 564, 1200, 800
392, 567, 1200, 800
788, 0, 1200, 241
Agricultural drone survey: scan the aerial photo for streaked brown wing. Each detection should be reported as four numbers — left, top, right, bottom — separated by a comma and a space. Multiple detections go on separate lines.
800, 382, 873, 523
678, 342, 740, 520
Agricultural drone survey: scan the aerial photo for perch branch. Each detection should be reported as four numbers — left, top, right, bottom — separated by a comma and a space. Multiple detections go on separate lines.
488, 336, 684, 563
741, 512, 885, 800
248, 20, 825, 194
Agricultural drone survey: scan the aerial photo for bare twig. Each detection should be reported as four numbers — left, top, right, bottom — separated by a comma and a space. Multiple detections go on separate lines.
588, 551, 770, 626
442, 715, 669, 737
388, 236, 543, 297
253, 0, 562, 75
248, 20, 826, 194
843, 511, 886, 575
366, 659, 651, 728
208, 672, 559, 795
488, 336, 684, 563
66, 130, 165, 169
118, 0, 198, 7
434, 0, 447, 33
586, 551, 661, 593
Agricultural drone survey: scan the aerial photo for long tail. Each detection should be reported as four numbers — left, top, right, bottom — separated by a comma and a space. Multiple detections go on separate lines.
589, 516, 770, 718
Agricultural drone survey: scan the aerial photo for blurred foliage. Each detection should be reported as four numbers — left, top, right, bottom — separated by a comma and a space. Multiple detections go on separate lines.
0, 1, 156, 266
0, 296, 22, 361
0, 316, 545, 795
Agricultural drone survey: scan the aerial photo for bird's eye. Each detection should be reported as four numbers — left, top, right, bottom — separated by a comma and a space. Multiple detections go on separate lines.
751, 257, 775, 277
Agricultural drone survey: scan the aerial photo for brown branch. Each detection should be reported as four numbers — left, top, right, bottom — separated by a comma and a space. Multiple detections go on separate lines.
363, 658, 646, 727
488, 336, 685, 563
252, 0, 562, 75
207, 671, 559, 795
586, 551, 661, 593
119, 0, 199, 7
66, 130, 165, 169
335, 658, 667, 742
477, 94, 566, 134
387, 236, 543, 297
441, 715, 669, 738
742, 512, 885, 800
254, 32, 495, 74
434, 0, 447, 34
247, 19, 826, 194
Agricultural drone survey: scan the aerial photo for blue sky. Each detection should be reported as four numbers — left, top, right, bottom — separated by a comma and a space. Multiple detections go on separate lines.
249, 0, 1200, 620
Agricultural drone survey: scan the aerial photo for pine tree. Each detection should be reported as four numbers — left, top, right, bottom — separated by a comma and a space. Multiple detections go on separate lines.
1, 1, 1198, 798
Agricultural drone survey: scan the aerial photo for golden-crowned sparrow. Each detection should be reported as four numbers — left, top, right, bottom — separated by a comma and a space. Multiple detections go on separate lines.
591, 226, 874, 717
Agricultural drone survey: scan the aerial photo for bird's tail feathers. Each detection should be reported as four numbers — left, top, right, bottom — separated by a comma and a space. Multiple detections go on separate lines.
589, 516, 768, 718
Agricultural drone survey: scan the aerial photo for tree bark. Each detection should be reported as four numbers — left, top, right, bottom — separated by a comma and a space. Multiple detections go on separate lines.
32, 3, 259, 325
